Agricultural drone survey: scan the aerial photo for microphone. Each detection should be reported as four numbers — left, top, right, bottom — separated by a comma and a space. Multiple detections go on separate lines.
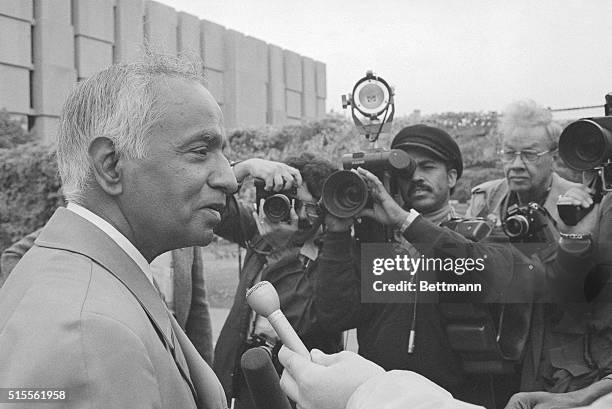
240, 347, 292, 409
246, 281, 310, 357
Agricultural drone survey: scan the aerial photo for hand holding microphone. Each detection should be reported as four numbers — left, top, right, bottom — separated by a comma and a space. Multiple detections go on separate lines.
246, 281, 310, 357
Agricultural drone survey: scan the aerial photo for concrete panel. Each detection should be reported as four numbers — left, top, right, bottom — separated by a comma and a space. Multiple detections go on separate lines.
32, 116, 60, 145
241, 36, 267, 80
286, 90, 302, 119
0, 65, 29, 113
0, 0, 33, 21
72, 0, 114, 43
224, 30, 268, 128
284, 50, 302, 92
236, 71, 267, 126
75, 37, 113, 79
177, 12, 200, 55
33, 21, 73, 66
32, 64, 76, 116
144, 1, 177, 55
204, 68, 224, 104
0, 16, 31, 67
302, 57, 316, 119
201, 19, 225, 71
268, 45, 285, 124
33, 0, 74, 68
316, 98, 326, 118
315, 61, 326, 98
115, 0, 144, 63
35, 0, 71, 24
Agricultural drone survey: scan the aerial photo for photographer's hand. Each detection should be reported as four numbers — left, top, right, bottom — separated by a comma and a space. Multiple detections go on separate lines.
558, 185, 599, 234
557, 185, 595, 209
233, 158, 302, 191
252, 199, 299, 248
354, 167, 410, 228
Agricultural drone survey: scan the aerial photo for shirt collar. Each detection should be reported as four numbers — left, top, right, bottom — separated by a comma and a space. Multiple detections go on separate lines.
66, 202, 154, 286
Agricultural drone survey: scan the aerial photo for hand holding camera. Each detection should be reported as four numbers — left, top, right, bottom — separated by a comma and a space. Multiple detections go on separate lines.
557, 185, 594, 209
353, 167, 411, 229
557, 186, 600, 234
234, 158, 302, 191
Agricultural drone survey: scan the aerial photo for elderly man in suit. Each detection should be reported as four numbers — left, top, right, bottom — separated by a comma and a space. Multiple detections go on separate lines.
1, 230, 214, 365
0, 54, 305, 408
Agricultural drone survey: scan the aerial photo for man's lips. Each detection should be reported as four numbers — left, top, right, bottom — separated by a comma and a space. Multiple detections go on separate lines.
410, 187, 432, 195
201, 203, 225, 223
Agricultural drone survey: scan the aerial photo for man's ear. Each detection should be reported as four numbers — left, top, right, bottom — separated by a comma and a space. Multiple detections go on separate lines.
88, 137, 123, 196
447, 169, 458, 189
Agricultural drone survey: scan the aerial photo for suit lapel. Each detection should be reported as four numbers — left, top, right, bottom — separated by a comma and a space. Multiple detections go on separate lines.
171, 314, 228, 409
35, 208, 175, 371
172, 248, 193, 328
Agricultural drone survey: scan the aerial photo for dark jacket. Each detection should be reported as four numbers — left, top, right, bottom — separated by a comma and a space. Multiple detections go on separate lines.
314, 214, 536, 403
212, 197, 343, 403
521, 193, 612, 393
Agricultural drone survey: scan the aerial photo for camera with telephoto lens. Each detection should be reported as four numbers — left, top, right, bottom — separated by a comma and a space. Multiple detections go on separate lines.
254, 178, 298, 223
557, 93, 612, 226
321, 148, 416, 218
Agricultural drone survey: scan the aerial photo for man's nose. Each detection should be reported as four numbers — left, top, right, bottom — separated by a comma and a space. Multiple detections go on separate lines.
209, 155, 238, 194
411, 169, 425, 183
509, 153, 526, 168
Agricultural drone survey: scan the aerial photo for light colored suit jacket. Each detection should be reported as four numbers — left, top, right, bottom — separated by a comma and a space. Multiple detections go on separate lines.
0, 208, 226, 409
1, 228, 214, 365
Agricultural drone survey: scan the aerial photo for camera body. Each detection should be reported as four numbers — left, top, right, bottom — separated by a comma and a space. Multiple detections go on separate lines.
442, 218, 492, 242
321, 148, 415, 219
254, 178, 298, 223
502, 202, 558, 259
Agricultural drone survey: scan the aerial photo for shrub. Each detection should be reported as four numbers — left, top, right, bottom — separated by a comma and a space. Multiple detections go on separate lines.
0, 109, 33, 149
0, 143, 63, 253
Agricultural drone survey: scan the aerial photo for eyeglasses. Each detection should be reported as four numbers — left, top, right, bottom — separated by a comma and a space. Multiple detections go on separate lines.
499, 149, 556, 163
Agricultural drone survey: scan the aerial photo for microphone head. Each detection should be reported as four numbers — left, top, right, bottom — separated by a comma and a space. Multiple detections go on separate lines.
240, 347, 292, 409
246, 281, 280, 317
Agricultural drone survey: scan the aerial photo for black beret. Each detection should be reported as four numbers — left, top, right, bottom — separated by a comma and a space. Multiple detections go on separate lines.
390, 124, 463, 178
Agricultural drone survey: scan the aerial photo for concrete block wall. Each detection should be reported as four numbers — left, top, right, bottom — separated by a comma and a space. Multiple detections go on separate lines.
223, 30, 269, 129
114, 0, 144, 63
31, 0, 77, 143
0, 0, 32, 115
73, 0, 114, 81
201, 19, 225, 107
0, 0, 326, 143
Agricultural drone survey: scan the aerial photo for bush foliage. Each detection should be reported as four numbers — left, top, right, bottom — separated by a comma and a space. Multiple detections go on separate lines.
0, 143, 64, 253
0, 111, 581, 254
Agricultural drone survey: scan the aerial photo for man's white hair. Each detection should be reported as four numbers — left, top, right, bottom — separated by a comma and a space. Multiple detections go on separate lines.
499, 99, 562, 150
57, 52, 204, 203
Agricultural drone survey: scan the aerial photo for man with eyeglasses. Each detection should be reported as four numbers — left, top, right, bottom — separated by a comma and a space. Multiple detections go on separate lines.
465, 99, 579, 229
212, 153, 343, 409
466, 101, 609, 401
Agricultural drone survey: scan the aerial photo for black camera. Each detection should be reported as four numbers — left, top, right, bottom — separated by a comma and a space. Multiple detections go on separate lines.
557, 93, 612, 225
254, 178, 298, 223
503, 203, 556, 241
442, 218, 492, 242
321, 148, 415, 218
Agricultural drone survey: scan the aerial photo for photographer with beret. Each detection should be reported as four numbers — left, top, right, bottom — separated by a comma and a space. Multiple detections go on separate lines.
314, 124, 537, 407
